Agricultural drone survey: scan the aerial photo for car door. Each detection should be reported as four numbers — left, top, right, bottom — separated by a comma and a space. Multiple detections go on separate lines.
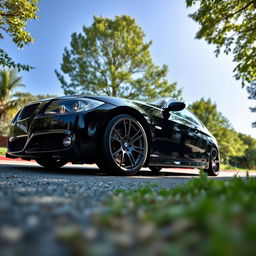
148, 108, 190, 166
144, 101, 209, 167
170, 108, 209, 166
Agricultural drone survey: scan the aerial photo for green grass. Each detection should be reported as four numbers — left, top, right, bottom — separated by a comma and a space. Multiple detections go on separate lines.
0, 147, 6, 156
58, 172, 256, 255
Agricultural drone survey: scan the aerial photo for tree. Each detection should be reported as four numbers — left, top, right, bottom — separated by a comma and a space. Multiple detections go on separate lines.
55, 15, 182, 100
0, 0, 39, 71
235, 133, 256, 169
189, 98, 247, 160
0, 69, 57, 136
0, 69, 34, 120
0, 69, 56, 121
186, 0, 256, 86
186, 0, 256, 128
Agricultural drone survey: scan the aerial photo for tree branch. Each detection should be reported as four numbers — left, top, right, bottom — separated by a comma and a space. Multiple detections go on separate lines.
226, 1, 254, 19
0, 10, 20, 18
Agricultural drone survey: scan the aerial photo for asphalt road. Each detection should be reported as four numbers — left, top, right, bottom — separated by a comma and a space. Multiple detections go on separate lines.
0, 160, 255, 256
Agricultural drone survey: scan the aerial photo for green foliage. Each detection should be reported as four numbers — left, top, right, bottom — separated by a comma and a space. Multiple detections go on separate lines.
0, 68, 33, 134
0, 69, 56, 135
0, 68, 27, 120
0, 147, 6, 156
186, 1, 256, 128
0, 115, 10, 136
0, 49, 32, 71
233, 133, 256, 169
0, 0, 39, 70
220, 164, 248, 171
61, 173, 256, 255
186, 0, 256, 87
189, 98, 247, 160
56, 15, 182, 100
33, 94, 58, 100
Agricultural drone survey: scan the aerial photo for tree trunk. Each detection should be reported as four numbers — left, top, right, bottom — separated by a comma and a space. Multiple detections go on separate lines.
112, 84, 117, 97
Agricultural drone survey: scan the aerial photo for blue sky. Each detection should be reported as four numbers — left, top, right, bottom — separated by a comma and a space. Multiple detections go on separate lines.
1, 0, 255, 137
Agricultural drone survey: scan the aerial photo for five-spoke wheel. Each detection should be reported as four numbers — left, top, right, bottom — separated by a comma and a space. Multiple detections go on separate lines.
99, 114, 148, 175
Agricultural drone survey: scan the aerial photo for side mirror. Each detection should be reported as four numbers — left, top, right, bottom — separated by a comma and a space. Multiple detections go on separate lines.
165, 101, 186, 112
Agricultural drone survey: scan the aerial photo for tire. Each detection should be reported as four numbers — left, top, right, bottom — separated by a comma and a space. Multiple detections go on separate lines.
149, 166, 162, 174
204, 148, 220, 176
100, 114, 148, 175
36, 159, 67, 169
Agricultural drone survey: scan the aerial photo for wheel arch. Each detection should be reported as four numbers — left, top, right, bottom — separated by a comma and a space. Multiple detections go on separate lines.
96, 106, 153, 166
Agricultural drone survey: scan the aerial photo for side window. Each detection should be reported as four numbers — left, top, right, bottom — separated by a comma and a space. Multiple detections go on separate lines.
172, 108, 203, 128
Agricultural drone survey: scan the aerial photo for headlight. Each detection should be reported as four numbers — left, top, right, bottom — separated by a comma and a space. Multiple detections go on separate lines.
44, 98, 104, 115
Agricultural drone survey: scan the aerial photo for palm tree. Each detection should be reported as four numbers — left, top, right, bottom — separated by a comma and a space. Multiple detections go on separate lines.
0, 69, 35, 121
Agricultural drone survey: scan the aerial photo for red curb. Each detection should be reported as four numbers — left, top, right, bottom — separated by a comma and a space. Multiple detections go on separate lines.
0, 156, 35, 162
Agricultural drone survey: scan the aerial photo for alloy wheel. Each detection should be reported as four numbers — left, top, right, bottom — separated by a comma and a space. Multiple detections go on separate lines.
108, 117, 148, 172
211, 148, 219, 174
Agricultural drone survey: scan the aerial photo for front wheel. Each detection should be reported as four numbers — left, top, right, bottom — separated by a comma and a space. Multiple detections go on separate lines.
100, 114, 148, 175
204, 148, 220, 176
36, 159, 67, 169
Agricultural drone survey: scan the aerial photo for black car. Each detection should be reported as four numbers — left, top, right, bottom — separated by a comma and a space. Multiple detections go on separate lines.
6, 96, 220, 176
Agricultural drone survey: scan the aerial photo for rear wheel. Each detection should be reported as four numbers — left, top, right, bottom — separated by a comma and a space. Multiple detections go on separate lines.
100, 114, 148, 175
36, 159, 67, 169
149, 166, 162, 174
204, 148, 220, 176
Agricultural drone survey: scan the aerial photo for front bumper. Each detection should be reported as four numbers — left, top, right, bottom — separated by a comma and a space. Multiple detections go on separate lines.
7, 111, 100, 163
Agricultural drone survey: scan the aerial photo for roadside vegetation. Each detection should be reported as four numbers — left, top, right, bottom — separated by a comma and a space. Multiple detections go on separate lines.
0, 147, 6, 156
0, 69, 56, 136
189, 98, 256, 170
220, 164, 251, 172
58, 172, 256, 255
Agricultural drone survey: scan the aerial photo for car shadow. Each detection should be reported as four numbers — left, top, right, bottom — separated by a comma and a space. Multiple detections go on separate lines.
0, 162, 236, 180
0, 162, 201, 177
